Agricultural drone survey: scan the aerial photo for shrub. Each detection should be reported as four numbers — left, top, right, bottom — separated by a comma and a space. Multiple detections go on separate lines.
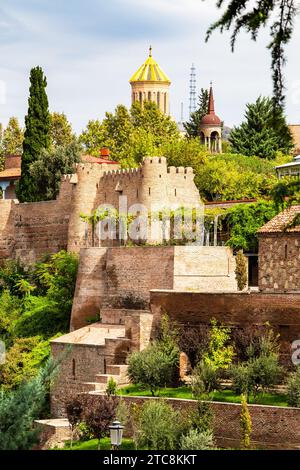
137, 400, 180, 450
82, 396, 117, 449
106, 377, 118, 397
240, 395, 252, 449
192, 401, 213, 433
231, 353, 283, 399
178, 325, 210, 368
65, 393, 86, 448
128, 341, 177, 396
287, 367, 300, 407
180, 429, 214, 450
192, 360, 220, 397
235, 250, 248, 291
203, 319, 235, 371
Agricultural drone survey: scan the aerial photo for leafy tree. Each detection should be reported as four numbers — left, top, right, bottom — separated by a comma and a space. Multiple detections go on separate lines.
231, 327, 283, 399
240, 394, 252, 449
0, 336, 50, 391
30, 140, 81, 201
271, 179, 300, 210
184, 88, 209, 138
50, 112, 75, 148
287, 367, 300, 407
79, 119, 105, 157
224, 201, 278, 252
178, 324, 210, 368
203, 319, 235, 371
17, 67, 51, 202
0, 358, 60, 450
82, 396, 116, 449
229, 97, 293, 159
194, 153, 279, 201
65, 393, 88, 448
79, 102, 180, 166
1, 117, 24, 156
128, 342, 177, 396
180, 429, 214, 451
205, 0, 298, 107
192, 360, 220, 396
137, 400, 180, 450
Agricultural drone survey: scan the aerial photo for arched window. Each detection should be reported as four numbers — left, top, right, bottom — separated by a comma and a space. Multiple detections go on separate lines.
285, 243, 288, 260
148, 91, 151, 101
157, 92, 160, 107
72, 359, 76, 378
164, 93, 167, 114
139, 92, 143, 105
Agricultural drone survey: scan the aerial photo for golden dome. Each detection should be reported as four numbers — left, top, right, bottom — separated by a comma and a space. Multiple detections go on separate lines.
130, 47, 171, 84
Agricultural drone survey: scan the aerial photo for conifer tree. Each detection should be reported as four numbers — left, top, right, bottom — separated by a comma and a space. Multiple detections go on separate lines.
2, 117, 24, 156
229, 97, 293, 159
184, 89, 209, 138
17, 67, 51, 202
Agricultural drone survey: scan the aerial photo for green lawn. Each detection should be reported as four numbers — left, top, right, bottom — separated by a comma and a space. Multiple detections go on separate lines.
63, 437, 135, 451
118, 385, 289, 407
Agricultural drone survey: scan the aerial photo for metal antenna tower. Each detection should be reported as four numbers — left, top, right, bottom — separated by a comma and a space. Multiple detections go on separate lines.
189, 64, 197, 117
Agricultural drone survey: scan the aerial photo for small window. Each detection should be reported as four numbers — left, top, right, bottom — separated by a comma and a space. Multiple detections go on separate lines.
149, 188, 151, 196
136, 189, 139, 198
284, 244, 288, 260
72, 359, 76, 378
175, 189, 177, 197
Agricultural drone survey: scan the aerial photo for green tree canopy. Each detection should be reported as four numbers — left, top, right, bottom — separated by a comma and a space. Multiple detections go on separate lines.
184, 88, 209, 138
1, 117, 24, 157
50, 112, 75, 148
229, 97, 293, 159
79, 102, 180, 166
30, 140, 81, 201
17, 67, 51, 202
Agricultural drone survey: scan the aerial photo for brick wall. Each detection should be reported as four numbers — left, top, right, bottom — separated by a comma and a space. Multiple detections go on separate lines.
70, 246, 238, 331
259, 233, 300, 292
150, 290, 300, 366
117, 396, 300, 450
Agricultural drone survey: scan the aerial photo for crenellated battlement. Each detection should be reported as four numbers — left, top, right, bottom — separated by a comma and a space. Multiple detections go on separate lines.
102, 167, 142, 180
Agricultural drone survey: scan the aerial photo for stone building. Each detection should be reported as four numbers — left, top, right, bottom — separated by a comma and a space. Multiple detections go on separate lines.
258, 205, 300, 292
0, 154, 21, 199
199, 85, 222, 153
289, 125, 300, 155
130, 47, 171, 115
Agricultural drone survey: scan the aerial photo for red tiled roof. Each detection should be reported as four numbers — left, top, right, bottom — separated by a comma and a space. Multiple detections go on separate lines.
259, 205, 300, 234
81, 155, 119, 165
0, 168, 21, 181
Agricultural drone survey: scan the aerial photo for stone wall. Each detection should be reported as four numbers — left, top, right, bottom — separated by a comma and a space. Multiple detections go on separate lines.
117, 396, 300, 450
259, 233, 300, 292
70, 246, 238, 331
0, 200, 15, 259
150, 290, 300, 366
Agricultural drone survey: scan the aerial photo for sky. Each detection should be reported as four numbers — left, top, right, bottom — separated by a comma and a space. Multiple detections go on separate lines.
0, 0, 300, 134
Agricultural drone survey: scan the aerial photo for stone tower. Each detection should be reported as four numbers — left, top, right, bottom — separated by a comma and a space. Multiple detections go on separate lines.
199, 85, 222, 153
130, 47, 171, 115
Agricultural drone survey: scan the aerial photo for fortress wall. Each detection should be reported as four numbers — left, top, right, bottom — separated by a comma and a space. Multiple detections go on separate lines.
97, 168, 143, 210
70, 246, 175, 330
166, 166, 201, 208
0, 200, 16, 260
13, 196, 72, 264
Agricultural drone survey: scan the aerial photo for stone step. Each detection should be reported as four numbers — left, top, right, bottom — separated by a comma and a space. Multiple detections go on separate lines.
95, 374, 119, 384
81, 382, 106, 392
106, 364, 128, 376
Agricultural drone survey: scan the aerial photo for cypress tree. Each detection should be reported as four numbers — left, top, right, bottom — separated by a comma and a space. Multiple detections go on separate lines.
184, 89, 209, 138
17, 67, 51, 202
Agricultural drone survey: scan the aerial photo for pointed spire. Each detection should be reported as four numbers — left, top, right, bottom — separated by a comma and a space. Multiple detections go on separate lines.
208, 84, 215, 115
149, 45, 152, 57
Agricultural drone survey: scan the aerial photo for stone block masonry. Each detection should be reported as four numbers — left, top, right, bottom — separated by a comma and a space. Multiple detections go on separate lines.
0, 157, 203, 264
70, 246, 238, 331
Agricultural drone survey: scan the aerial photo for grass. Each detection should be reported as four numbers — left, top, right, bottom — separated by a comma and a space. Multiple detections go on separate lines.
118, 385, 289, 407
63, 437, 135, 451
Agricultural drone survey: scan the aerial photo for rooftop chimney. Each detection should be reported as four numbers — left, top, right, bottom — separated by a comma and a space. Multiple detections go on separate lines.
100, 147, 110, 160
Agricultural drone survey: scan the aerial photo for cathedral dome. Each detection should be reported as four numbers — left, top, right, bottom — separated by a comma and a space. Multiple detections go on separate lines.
130, 47, 171, 84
